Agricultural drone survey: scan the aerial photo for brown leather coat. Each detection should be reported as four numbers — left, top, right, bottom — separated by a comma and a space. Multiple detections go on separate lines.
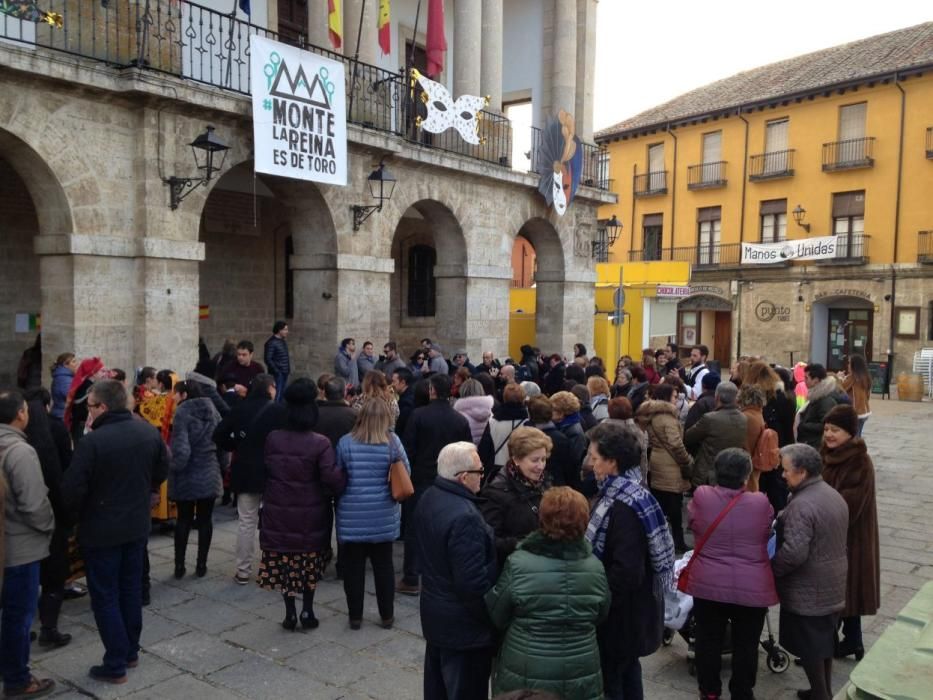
821, 438, 880, 617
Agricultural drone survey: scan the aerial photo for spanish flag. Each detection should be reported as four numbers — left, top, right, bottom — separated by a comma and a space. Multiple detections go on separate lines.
426, 0, 446, 78
328, 0, 342, 50
378, 0, 390, 55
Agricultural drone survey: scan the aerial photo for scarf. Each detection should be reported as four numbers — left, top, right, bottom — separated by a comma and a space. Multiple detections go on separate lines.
586, 467, 676, 591
506, 459, 548, 495
556, 413, 582, 429
63, 357, 104, 429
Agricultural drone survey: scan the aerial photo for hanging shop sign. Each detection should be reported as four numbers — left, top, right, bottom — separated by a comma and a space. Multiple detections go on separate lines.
656, 285, 691, 298
755, 300, 791, 322
251, 35, 347, 185
740, 236, 839, 264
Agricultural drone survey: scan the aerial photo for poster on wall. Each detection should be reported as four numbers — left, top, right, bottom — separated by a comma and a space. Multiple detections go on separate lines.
250, 35, 347, 185
741, 236, 840, 264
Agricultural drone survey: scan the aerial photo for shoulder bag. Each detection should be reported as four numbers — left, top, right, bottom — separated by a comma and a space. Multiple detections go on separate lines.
677, 489, 744, 593
388, 434, 414, 502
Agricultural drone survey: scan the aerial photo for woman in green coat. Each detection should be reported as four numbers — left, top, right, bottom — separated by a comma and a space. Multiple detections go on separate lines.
486, 487, 610, 700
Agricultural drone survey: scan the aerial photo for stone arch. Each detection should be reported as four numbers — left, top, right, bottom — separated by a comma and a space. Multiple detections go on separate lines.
197, 160, 338, 376
389, 199, 469, 356
0, 128, 74, 383
512, 216, 567, 355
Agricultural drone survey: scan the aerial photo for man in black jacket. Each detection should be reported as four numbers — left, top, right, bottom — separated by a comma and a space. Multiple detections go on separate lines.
684, 372, 721, 431
398, 374, 472, 595
415, 442, 497, 700
62, 380, 168, 684
213, 374, 285, 585
391, 368, 416, 437
263, 321, 291, 400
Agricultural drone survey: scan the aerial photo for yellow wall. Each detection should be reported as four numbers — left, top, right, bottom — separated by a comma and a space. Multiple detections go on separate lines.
508, 287, 536, 360
598, 73, 933, 264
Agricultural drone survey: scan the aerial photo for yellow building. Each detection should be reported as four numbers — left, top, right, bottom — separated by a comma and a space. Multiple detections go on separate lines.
596, 22, 933, 375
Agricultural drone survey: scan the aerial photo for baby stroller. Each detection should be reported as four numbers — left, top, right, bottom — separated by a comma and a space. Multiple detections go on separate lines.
663, 553, 790, 677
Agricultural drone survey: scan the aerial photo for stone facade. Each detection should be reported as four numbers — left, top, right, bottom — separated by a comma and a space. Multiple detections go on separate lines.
0, 39, 612, 382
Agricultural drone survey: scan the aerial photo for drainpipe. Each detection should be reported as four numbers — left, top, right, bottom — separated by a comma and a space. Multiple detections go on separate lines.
667, 123, 677, 258
737, 109, 749, 243
630, 163, 636, 255
889, 73, 906, 369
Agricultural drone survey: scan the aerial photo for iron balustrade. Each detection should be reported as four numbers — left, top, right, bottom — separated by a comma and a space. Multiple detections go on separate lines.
528, 126, 610, 190
926, 128, 933, 159
0, 0, 526, 168
822, 137, 875, 171
815, 232, 870, 263
918, 231, 933, 263
628, 243, 741, 266
633, 171, 668, 196
687, 161, 727, 189
749, 150, 795, 180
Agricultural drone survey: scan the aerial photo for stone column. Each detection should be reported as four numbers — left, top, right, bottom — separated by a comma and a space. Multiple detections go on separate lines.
575, 0, 597, 141
435, 263, 512, 361
480, 0, 503, 111
308, 0, 332, 52
454, 0, 482, 97
344, 0, 378, 66
551, 0, 577, 117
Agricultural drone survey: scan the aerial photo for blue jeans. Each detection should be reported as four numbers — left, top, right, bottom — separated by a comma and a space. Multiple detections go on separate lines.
274, 373, 288, 401
856, 416, 868, 437
84, 538, 147, 675
0, 561, 41, 690
423, 643, 492, 700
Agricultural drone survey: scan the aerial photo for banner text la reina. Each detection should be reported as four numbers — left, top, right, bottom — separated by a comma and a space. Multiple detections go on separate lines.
251, 35, 347, 186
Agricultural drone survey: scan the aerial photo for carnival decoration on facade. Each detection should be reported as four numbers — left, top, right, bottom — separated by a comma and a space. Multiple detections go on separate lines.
536, 110, 582, 216
410, 68, 488, 146
0, 0, 62, 27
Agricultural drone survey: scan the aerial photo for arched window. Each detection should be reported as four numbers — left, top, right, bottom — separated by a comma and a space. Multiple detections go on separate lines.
408, 244, 436, 317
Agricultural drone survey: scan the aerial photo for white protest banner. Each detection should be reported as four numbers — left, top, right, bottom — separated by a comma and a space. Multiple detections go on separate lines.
251, 35, 347, 186
741, 236, 840, 264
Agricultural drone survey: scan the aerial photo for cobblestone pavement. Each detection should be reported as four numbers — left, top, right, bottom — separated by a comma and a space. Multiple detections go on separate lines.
27, 397, 933, 699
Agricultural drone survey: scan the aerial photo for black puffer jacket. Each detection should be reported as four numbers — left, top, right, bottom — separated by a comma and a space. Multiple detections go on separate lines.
170, 397, 222, 502
263, 335, 290, 378
402, 400, 472, 487
213, 396, 287, 494
416, 476, 498, 650
479, 468, 545, 567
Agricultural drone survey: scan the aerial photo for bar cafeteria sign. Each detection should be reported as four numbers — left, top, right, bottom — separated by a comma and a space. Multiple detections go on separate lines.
741, 236, 838, 264
251, 36, 347, 185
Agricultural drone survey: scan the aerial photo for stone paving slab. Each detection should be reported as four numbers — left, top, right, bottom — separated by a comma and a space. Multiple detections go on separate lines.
22, 396, 933, 699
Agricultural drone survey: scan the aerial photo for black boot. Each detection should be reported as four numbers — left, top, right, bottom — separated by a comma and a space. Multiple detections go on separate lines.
300, 588, 318, 629
282, 594, 297, 631
38, 628, 72, 648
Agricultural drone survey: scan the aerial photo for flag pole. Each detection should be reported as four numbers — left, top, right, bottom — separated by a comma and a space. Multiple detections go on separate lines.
406, 0, 422, 136
224, 0, 238, 88
347, 0, 367, 122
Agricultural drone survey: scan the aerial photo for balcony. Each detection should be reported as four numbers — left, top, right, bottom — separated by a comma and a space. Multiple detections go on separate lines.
628, 243, 744, 268
814, 233, 870, 265
528, 127, 610, 190
633, 171, 668, 197
919, 231, 933, 263
687, 161, 727, 190
822, 137, 875, 171
749, 150, 795, 181
927, 128, 933, 159
1, 0, 622, 173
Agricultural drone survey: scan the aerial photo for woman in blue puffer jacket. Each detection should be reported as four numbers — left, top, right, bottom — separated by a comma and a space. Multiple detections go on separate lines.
49, 353, 76, 419
335, 398, 410, 630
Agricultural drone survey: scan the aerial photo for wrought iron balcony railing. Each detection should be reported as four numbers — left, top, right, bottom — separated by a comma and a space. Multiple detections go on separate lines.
687, 161, 727, 190
814, 232, 870, 264
628, 243, 743, 267
822, 137, 875, 171
749, 150, 795, 180
633, 171, 668, 196
0, 0, 521, 169
918, 231, 933, 263
528, 127, 610, 191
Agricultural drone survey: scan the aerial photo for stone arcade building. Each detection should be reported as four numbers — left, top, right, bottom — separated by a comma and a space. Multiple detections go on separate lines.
0, 0, 612, 383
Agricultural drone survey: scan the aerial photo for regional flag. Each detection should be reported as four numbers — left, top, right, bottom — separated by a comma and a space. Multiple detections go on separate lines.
378, 0, 390, 55
328, 0, 343, 50
426, 0, 446, 77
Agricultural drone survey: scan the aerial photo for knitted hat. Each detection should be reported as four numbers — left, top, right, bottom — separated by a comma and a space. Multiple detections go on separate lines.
823, 404, 858, 437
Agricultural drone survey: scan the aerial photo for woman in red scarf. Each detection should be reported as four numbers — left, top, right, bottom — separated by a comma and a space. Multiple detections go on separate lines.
63, 357, 106, 443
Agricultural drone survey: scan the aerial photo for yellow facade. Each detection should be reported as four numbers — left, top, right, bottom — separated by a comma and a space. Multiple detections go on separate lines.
599, 73, 933, 265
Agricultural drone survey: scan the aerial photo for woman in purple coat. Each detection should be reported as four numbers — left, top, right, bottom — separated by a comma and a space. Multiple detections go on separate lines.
258, 379, 347, 631
685, 448, 778, 700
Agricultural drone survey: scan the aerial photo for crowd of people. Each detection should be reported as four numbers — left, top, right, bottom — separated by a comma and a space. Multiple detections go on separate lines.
0, 329, 881, 700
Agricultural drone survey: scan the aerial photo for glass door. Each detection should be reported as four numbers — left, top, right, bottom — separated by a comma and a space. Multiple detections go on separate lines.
827, 309, 873, 370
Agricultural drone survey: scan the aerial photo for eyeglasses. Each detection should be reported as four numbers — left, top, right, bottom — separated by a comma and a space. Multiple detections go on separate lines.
87, 401, 102, 409
456, 469, 484, 475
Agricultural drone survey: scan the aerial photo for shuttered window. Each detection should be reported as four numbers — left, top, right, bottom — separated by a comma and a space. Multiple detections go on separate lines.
408, 245, 436, 317
702, 131, 722, 164
765, 119, 788, 153
839, 103, 867, 141
832, 191, 865, 218
760, 200, 787, 242
697, 207, 721, 264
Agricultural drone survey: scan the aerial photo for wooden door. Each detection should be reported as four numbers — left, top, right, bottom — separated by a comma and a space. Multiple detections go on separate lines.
714, 311, 732, 366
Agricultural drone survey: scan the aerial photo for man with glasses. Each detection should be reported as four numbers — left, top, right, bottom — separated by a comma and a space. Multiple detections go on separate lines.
414, 442, 497, 700
63, 380, 168, 685
375, 341, 406, 377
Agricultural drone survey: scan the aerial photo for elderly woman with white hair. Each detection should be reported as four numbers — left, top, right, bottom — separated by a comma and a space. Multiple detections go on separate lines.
772, 443, 849, 700
414, 441, 498, 700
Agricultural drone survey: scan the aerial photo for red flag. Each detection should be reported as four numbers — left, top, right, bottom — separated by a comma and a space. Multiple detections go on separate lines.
328, 0, 343, 50
425, 0, 446, 77
378, 0, 390, 55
